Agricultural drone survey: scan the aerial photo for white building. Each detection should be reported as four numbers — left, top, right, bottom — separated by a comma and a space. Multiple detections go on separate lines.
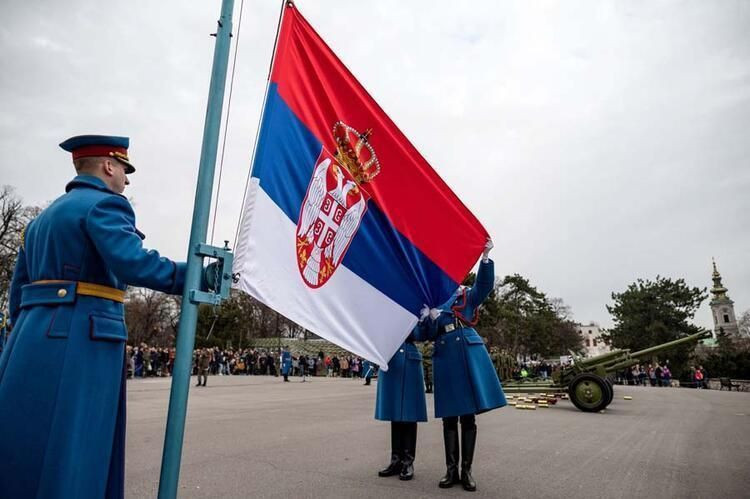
576, 323, 611, 357
709, 259, 740, 338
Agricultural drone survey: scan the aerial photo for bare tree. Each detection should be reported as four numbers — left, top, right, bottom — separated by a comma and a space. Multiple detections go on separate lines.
0, 186, 40, 310
739, 309, 750, 338
124, 288, 181, 346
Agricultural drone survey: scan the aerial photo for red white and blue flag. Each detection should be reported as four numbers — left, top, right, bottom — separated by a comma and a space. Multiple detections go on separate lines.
234, 4, 488, 368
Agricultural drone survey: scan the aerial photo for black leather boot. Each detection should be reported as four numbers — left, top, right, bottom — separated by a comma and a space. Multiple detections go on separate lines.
460, 421, 477, 491
378, 422, 402, 477
438, 419, 460, 488
399, 423, 417, 480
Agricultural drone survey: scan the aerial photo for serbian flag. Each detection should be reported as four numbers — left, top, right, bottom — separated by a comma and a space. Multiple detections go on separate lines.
234, 3, 488, 369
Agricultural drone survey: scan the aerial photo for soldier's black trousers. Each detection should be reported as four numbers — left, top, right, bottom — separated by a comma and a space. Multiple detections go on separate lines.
442, 414, 476, 430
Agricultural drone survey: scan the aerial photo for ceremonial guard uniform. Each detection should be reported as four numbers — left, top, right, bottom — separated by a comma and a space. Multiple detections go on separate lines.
281, 347, 292, 381
374, 327, 427, 481
0, 136, 186, 499
425, 247, 506, 492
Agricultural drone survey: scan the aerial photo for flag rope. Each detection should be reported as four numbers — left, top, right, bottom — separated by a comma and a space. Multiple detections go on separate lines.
210, 0, 245, 245
232, 0, 291, 249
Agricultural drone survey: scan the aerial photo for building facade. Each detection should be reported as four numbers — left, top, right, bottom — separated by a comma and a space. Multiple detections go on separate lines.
576, 323, 610, 357
709, 259, 740, 338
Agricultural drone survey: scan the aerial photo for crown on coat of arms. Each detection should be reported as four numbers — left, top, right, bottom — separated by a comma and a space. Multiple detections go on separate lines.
332, 121, 380, 184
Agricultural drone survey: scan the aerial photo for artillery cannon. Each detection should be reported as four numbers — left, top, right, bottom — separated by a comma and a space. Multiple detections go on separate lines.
502, 330, 712, 412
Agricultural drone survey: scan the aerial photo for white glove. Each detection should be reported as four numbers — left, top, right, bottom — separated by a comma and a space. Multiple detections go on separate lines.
420, 304, 442, 321
420, 305, 430, 321
482, 238, 494, 262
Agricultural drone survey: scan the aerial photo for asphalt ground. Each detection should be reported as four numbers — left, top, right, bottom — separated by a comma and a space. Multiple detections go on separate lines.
125, 375, 750, 498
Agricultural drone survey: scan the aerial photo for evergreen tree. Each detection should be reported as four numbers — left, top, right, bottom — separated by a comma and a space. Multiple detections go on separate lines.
605, 276, 707, 378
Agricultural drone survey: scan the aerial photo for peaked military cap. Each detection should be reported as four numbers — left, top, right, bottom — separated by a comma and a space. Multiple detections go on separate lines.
59, 135, 135, 174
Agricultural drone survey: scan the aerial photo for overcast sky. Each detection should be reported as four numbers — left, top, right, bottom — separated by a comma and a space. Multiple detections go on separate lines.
1, 0, 748, 331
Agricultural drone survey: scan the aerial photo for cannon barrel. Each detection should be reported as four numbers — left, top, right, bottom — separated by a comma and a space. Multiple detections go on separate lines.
629, 330, 712, 360
574, 349, 628, 366
604, 358, 641, 373
564, 330, 712, 377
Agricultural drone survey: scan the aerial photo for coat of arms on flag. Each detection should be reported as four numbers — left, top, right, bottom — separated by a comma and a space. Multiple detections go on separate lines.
296, 122, 378, 288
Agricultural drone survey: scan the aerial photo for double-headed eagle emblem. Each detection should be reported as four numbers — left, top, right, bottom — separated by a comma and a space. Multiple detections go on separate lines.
296, 121, 380, 288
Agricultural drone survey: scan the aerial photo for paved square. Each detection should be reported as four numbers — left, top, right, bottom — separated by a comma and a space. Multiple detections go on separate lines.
126, 376, 750, 498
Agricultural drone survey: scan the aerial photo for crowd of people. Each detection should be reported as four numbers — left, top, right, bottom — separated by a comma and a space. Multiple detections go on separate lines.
125, 344, 374, 379
615, 363, 673, 386
614, 363, 709, 388
508, 361, 558, 381
125, 343, 713, 392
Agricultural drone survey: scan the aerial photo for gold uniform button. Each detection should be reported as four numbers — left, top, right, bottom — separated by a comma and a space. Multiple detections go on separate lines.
57, 289, 67, 298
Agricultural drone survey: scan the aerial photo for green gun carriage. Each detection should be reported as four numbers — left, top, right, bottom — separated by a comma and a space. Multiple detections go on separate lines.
502, 330, 711, 412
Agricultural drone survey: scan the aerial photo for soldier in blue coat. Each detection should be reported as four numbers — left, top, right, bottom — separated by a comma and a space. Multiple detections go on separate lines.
0, 135, 187, 499
362, 359, 375, 385
424, 240, 506, 492
374, 326, 428, 481
281, 346, 292, 381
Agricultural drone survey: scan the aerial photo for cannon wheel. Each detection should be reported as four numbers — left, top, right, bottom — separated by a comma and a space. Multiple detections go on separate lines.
604, 378, 614, 408
568, 373, 610, 412
605, 378, 615, 407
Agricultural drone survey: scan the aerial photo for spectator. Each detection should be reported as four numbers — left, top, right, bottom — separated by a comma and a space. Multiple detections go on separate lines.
134, 347, 144, 378
694, 366, 704, 389
661, 364, 671, 387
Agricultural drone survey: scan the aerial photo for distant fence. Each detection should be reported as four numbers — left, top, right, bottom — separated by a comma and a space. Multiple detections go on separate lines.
706, 378, 750, 391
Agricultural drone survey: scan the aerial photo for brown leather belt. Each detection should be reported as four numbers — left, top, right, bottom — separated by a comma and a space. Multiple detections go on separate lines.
32, 280, 126, 303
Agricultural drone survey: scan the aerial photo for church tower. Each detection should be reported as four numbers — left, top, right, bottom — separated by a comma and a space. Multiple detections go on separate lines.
709, 259, 739, 337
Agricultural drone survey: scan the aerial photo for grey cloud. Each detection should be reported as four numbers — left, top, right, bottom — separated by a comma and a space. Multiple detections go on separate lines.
1, 0, 747, 330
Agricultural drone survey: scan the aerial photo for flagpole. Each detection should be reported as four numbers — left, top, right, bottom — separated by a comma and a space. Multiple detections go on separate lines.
157, 0, 235, 497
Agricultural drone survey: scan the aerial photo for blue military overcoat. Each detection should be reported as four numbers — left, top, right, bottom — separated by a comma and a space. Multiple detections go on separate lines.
362, 359, 375, 378
374, 328, 428, 422
0, 175, 185, 499
426, 259, 506, 418
280, 350, 292, 375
